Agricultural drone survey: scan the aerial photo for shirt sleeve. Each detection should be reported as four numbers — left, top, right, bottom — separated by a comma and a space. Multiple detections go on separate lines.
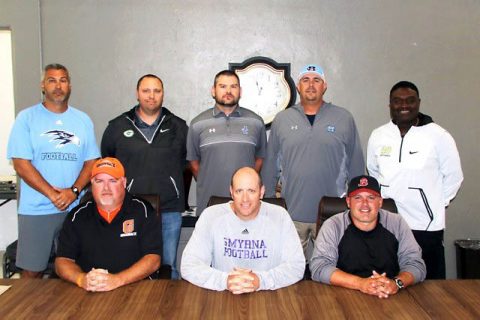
261, 120, 281, 197
310, 216, 343, 284
186, 121, 201, 162
366, 131, 380, 179
345, 115, 365, 179
436, 130, 463, 206
56, 212, 81, 260
7, 110, 34, 160
255, 120, 267, 159
100, 122, 116, 157
392, 213, 427, 283
255, 212, 305, 290
180, 212, 229, 291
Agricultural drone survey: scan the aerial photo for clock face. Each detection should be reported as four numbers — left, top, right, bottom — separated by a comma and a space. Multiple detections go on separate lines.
230, 57, 296, 127
236, 64, 292, 125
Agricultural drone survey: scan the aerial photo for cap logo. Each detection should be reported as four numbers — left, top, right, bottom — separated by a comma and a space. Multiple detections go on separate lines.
96, 162, 116, 169
307, 66, 316, 71
359, 177, 369, 187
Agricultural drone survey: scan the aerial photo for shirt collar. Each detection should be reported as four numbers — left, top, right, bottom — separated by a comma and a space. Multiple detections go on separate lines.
134, 106, 162, 128
213, 105, 241, 118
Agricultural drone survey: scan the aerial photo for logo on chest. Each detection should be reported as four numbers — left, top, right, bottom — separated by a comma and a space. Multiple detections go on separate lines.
120, 219, 137, 237
123, 130, 134, 138
326, 125, 335, 133
380, 146, 392, 157
209, 128, 216, 133
241, 126, 249, 135
42, 130, 80, 148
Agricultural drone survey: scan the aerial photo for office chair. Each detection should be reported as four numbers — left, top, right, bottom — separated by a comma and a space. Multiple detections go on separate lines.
316, 196, 398, 235
133, 194, 172, 279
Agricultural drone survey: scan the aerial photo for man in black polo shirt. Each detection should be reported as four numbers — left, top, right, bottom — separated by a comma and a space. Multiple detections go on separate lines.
310, 175, 426, 299
55, 157, 162, 292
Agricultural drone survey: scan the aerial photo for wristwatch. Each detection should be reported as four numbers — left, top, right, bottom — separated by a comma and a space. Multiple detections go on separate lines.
393, 277, 404, 290
71, 186, 80, 198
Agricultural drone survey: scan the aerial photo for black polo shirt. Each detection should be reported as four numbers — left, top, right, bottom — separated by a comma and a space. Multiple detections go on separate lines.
57, 193, 162, 274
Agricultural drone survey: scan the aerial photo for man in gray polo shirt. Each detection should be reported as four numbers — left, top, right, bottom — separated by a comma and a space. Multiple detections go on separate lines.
262, 64, 365, 258
187, 70, 267, 215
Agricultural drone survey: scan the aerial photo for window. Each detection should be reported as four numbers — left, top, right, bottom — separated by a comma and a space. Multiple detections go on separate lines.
0, 29, 15, 177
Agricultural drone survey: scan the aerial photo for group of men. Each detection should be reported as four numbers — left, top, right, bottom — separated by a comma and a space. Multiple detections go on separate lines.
7, 61, 463, 295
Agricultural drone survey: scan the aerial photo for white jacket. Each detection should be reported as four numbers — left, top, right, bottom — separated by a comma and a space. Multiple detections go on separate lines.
367, 115, 463, 231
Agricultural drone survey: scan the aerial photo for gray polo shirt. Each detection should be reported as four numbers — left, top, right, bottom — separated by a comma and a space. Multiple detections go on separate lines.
262, 103, 365, 223
187, 106, 267, 215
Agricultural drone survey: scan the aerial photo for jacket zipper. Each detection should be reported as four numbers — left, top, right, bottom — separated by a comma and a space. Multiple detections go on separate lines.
125, 114, 166, 144
398, 137, 404, 162
170, 176, 180, 198
408, 187, 434, 231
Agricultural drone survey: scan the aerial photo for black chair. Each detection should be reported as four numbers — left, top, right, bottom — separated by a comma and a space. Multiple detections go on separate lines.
133, 194, 172, 279
316, 196, 398, 235
207, 195, 287, 209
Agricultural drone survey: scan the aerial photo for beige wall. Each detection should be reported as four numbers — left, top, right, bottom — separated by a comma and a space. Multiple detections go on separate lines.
1, 0, 479, 278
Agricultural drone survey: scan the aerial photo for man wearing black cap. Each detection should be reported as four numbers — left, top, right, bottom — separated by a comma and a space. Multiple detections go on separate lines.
310, 175, 426, 299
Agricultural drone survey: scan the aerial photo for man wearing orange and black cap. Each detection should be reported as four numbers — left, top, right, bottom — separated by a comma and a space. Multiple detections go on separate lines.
55, 157, 162, 292
310, 175, 426, 299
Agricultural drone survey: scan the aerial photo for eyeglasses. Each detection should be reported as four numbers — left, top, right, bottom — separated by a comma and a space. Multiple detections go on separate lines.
390, 96, 419, 107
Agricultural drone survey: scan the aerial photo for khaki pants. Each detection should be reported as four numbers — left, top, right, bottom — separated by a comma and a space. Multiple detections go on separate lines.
293, 221, 317, 260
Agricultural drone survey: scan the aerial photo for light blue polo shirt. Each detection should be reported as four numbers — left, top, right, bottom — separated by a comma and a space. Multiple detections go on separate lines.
7, 103, 100, 215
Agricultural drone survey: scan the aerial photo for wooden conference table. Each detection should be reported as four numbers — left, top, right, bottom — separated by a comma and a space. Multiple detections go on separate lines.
0, 279, 479, 319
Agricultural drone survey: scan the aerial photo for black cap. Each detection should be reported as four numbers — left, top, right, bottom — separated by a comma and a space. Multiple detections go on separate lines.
347, 175, 381, 197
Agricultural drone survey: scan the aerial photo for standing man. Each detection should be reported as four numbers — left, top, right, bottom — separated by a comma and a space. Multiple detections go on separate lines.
7, 63, 100, 278
262, 64, 365, 257
181, 167, 304, 293
101, 74, 188, 279
367, 81, 463, 279
187, 70, 267, 215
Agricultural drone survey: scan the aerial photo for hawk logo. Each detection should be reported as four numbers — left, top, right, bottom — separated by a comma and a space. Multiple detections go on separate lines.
291, 125, 298, 130
241, 126, 249, 135
209, 128, 216, 133
42, 130, 80, 148
327, 125, 335, 133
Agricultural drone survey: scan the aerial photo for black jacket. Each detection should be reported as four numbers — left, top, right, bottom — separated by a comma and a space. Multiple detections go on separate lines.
101, 106, 188, 212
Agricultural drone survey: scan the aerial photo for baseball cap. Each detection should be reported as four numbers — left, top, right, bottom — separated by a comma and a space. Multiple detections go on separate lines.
347, 175, 381, 197
298, 64, 326, 82
91, 157, 125, 179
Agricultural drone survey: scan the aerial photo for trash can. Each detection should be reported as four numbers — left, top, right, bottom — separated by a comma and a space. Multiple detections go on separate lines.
455, 239, 480, 279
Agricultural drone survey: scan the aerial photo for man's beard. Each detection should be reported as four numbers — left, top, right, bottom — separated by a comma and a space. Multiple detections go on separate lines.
215, 96, 239, 108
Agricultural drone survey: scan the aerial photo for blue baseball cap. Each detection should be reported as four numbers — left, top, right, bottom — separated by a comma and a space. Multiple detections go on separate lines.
298, 64, 326, 82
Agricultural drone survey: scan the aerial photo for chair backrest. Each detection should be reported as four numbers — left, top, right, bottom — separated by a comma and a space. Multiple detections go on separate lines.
316, 196, 398, 235
207, 195, 287, 210
133, 194, 161, 216
131, 194, 172, 279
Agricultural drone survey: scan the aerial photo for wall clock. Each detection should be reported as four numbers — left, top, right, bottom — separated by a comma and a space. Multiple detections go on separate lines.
229, 57, 296, 127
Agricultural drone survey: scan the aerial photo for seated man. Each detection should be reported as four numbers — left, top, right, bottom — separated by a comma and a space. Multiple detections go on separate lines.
181, 167, 305, 294
55, 157, 162, 292
310, 175, 426, 298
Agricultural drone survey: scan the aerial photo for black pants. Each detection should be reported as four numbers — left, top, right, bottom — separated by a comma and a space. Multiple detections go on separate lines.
412, 230, 445, 279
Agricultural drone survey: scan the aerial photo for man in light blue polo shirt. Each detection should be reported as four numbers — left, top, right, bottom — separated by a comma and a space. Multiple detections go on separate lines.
7, 63, 100, 278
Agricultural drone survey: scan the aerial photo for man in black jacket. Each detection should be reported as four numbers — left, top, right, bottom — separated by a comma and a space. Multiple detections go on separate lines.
101, 74, 188, 279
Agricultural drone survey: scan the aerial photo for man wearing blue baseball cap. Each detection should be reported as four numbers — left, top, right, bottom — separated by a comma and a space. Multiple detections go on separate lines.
262, 64, 365, 262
